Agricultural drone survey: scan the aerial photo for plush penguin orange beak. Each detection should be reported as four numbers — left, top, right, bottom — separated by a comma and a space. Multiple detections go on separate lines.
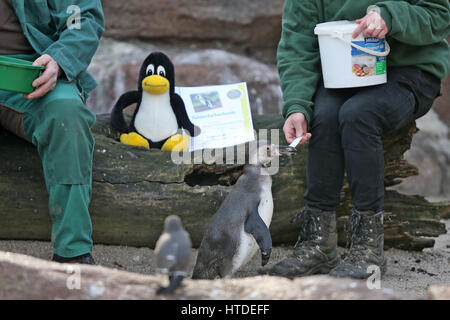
142, 75, 170, 94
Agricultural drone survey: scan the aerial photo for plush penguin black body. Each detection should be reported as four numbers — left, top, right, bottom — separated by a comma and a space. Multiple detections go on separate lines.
111, 52, 199, 151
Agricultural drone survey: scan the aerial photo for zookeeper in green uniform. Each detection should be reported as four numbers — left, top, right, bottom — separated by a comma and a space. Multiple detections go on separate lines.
0, 0, 104, 264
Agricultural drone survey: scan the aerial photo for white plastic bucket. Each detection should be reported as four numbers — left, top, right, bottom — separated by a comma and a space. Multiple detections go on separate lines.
314, 20, 390, 88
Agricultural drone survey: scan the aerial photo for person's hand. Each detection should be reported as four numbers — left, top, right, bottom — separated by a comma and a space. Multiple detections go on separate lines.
283, 112, 312, 145
24, 54, 62, 99
353, 10, 388, 39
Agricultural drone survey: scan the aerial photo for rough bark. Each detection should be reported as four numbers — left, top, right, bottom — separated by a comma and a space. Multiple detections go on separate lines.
0, 114, 447, 250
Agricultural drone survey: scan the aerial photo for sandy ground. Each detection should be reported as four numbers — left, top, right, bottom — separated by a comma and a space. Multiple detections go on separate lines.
1, 220, 449, 298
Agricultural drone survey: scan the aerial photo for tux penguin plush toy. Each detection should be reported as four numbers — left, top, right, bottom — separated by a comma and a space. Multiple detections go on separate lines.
111, 52, 200, 151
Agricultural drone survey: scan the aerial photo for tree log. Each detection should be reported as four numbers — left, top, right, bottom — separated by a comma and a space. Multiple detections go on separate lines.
0, 114, 447, 250
0, 251, 417, 300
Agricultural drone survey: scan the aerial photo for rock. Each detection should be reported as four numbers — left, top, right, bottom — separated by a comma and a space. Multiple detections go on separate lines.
101, 0, 283, 62
391, 36, 450, 203
427, 285, 450, 300
433, 76, 450, 127
392, 109, 450, 202
0, 250, 415, 300
172, 50, 282, 115
87, 39, 282, 115
431, 36, 450, 126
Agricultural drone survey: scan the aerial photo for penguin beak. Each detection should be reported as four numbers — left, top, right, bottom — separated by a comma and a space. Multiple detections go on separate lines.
278, 145, 297, 156
142, 75, 170, 94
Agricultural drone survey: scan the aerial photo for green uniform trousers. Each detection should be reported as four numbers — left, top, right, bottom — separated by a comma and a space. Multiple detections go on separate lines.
0, 54, 96, 258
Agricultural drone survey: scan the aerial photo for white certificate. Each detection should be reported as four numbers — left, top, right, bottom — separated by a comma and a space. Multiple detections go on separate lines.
175, 82, 255, 152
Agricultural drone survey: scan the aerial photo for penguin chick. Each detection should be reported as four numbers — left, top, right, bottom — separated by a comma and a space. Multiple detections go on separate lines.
154, 215, 192, 295
192, 141, 295, 279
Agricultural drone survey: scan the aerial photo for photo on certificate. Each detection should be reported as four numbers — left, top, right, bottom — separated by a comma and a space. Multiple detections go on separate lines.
190, 92, 223, 113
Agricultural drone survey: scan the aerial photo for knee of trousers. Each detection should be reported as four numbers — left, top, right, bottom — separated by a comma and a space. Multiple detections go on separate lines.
338, 99, 383, 151
308, 107, 341, 149
47, 98, 95, 132
30, 98, 96, 146
28, 98, 96, 187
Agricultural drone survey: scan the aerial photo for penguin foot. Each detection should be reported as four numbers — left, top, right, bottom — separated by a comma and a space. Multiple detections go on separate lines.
161, 134, 190, 152
261, 250, 271, 267
120, 132, 150, 149
156, 286, 175, 295
156, 275, 184, 295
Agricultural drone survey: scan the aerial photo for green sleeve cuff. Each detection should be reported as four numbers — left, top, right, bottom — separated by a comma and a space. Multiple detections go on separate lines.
283, 104, 312, 129
43, 44, 79, 83
379, 6, 393, 36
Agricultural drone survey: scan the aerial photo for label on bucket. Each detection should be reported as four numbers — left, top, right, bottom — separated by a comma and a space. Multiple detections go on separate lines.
351, 37, 386, 77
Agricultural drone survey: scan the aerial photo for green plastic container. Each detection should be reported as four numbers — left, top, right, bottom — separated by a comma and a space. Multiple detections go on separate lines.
0, 56, 44, 94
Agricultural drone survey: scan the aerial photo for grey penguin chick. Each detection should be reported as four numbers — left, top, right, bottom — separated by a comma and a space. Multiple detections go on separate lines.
192, 141, 295, 279
154, 215, 192, 295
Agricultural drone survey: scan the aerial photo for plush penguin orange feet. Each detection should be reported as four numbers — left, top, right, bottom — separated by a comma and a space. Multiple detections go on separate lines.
110, 52, 200, 152
120, 132, 150, 149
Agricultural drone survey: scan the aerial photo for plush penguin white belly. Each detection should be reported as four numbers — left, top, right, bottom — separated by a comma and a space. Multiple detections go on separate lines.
231, 180, 273, 274
134, 91, 179, 142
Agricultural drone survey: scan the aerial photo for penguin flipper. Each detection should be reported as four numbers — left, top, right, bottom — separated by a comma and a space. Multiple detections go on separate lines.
111, 90, 140, 133
244, 203, 272, 267
171, 94, 201, 137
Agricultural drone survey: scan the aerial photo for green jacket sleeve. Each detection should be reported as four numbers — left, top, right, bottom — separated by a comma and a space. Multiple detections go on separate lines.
43, 0, 105, 83
377, 0, 450, 45
277, 0, 321, 124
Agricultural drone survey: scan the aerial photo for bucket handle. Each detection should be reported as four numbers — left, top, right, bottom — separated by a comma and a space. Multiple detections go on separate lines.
332, 31, 390, 57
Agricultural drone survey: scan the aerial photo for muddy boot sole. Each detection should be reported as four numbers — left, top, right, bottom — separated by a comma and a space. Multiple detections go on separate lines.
261, 254, 340, 279
329, 257, 387, 279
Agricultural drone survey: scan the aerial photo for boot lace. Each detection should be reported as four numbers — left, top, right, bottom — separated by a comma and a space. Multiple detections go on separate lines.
344, 209, 379, 264
344, 209, 368, 249
290, 208, 320, 249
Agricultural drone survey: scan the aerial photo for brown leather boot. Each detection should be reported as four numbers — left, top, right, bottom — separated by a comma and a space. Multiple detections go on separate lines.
261, 207, 340, 278
329, 209, 386, 279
